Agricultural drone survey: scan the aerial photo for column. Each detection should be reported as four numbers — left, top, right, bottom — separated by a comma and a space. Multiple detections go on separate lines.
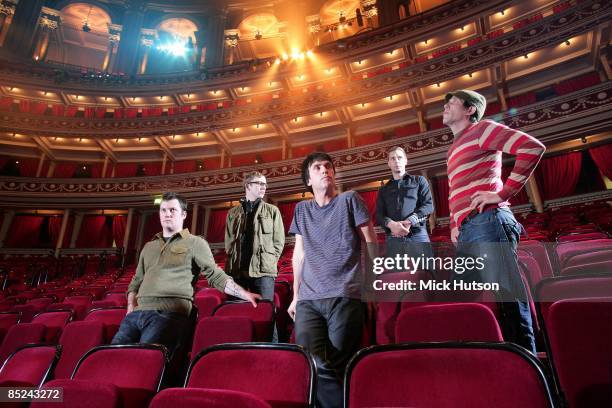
0, 209, 15, 248
361, 0, 379, 28
526, 176, 544, 213
46, 160, 56, 177
101, 155, 109, 178
138, 29, 156, 74
202, 206, 211, 239
32, 7, 60, 61
134, 212, 147, 251
69, 212, 84, 248
0, 0, 18, 47
223, 29, 239, 65
113, 0, 146, 75
417, 108, 427, 132
190, 203, 199, 234
161, 153, 167, 175
202, 7, 228, 68
122, 208, 134, 252
306, 15, 321, 46
220, 149, 226, 169
4, 0, 45, 56
35, 152, 46, 177
346, 126, 355, 148
102, 24, 122, 72
54, 208, 70, 257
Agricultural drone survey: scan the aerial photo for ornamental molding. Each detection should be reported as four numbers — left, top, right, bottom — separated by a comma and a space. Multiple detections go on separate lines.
0, 84, 610, 207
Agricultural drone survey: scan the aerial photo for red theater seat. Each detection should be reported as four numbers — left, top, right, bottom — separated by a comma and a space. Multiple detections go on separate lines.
213, 300, 274, 341
187, 343, 316, 408
35, 344, 167, 408
545, 298, 612, 408
0, 323, 46, 363
149, 388, 272, 408
84, 307, 126, 342
54, 321, 105, 379
31, 311, 73, 343
0, 344, 60, 388
345, 343, 554, 408
395, 303, 503, 343
191, 316, 253, 359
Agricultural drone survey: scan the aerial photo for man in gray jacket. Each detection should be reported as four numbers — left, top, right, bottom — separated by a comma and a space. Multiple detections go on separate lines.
225, 171, 285, 303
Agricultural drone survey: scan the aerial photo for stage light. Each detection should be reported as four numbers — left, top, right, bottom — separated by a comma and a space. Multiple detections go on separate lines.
306, 50, 314, 58
281, 53, 289, 61
157, 38, 188, 57
275, 58, 281, 64
564, 40, 570, 46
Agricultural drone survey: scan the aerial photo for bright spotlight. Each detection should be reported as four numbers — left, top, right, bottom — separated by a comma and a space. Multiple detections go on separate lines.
157, 38, 188, 57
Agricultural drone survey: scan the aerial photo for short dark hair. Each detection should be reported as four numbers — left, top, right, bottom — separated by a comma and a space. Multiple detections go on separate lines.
301, 152, 335, 193
162, 192, 187, 212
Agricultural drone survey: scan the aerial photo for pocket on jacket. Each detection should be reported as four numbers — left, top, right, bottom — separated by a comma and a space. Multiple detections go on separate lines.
260, 250, 277, 272
260, 218, 273, 234
167, 246, 188, 267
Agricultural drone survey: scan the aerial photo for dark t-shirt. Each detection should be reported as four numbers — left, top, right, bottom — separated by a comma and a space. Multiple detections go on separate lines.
289, 191, 371, 300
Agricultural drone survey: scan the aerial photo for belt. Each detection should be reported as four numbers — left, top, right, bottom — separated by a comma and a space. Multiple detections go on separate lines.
461, 205, 497, 227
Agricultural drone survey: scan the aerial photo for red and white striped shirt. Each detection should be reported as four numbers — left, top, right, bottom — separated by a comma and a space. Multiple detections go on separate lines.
447, 119, 545, 237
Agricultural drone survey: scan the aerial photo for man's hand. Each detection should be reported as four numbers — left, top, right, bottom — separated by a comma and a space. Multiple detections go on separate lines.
470, 191, 503, 213
389, 220, 410, 237
126, 292, 137, 315
451, 228, 459, 244
243, 291, 262, 308
399, 220, 412, 233
288, 298, 297, 321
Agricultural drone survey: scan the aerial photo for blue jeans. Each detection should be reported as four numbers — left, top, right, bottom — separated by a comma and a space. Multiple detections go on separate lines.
111, 310, 190, 357
386, 229, 435, 275
456, 207, 536, 353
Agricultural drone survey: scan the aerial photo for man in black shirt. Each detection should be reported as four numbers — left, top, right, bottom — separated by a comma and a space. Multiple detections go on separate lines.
376, 146, 434, 258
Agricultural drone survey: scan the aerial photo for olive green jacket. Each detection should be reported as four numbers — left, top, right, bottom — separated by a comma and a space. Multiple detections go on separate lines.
224, 201, 285, 278
128, 229, 229, 301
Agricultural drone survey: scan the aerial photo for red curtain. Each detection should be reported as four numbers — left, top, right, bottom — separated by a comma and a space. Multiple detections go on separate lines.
143, 214, 162, 243
206, 208, 229, 243
142, 162, 162, 176
278, 201, 298, 234
53, 162, 78, 178
16, 158, 39, 177
174, 160, 196, 174
502, 166, 530, 205
76, 215, 113, 248
554, 72, 601, 96
507, 92, 536, 108
589, 144, 612, 180
433, 176, 450, 217
5, 215, 44, 248
49, 215, 74, 248
65, 106, 78, 117
114, 163, 137, 177
113, 215, 127, 248
359, 190, 378, 224
0, 97, 12, 111
535, 152, 582, 201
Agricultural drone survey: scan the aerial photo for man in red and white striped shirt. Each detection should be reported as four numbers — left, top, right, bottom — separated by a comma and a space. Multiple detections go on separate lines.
444, 89, 545, 353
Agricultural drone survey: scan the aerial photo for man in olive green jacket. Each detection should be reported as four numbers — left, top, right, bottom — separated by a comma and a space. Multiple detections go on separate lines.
225, 171, 285, 303
112, 192, 260, 356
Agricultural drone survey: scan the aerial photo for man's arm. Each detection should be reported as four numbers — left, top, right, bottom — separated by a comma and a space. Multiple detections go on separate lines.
194, 237, 261, 307
126, 250, 146, 314
358, 221, 378, 260
287, 234, 304, 321
272, 206, 286, 260
471, 121, 546, 212
406, 176, 434, 226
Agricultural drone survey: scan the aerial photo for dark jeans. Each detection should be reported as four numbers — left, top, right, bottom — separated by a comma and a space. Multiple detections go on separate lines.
235, 276, 277, 342
111, 310, 190, 358
386, 229, 435, 276
456, 207, 536, 354
295, 298, 365, 408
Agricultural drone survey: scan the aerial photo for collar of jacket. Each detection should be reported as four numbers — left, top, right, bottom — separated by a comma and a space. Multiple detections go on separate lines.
240, 197, 262, 213
154, 228, 190, 241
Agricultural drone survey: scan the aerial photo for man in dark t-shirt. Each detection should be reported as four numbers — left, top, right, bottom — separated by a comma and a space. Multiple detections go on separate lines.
288, 152, 377, 408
